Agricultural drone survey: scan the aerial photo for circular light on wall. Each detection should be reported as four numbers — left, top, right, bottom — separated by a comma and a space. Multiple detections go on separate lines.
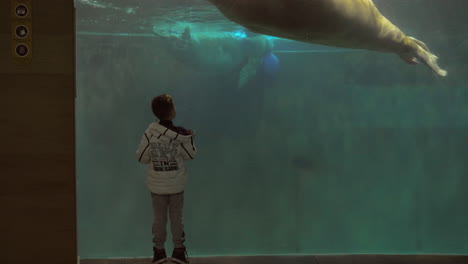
15, 44, 29, 57
15, 25, 29, 38
15, 4, 28, 17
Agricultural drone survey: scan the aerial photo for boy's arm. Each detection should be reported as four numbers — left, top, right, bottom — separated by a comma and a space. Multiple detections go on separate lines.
180, 134, 197, 160
136, 131, 152, 164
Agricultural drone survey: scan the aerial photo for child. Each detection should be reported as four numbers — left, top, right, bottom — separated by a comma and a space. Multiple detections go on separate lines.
136, 94, 197, 264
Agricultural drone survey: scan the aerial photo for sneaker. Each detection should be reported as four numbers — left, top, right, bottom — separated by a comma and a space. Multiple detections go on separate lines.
153, 247, 167, 264
171, 247, 189, 264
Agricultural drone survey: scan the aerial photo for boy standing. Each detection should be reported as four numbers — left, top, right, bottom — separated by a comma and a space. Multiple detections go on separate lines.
136, 94, 197, 264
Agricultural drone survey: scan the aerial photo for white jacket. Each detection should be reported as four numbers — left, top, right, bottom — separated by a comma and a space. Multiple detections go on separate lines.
136, 122, 197, 194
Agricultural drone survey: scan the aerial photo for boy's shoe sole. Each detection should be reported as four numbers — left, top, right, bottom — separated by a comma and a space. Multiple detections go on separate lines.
153, 257, 169, 264
169, 257, 189, 264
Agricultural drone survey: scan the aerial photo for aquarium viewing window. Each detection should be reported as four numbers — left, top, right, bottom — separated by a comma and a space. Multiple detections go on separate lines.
75, 0, 468, 260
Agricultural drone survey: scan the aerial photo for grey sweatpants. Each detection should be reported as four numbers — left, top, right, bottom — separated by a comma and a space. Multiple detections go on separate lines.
151, 192, 186, 249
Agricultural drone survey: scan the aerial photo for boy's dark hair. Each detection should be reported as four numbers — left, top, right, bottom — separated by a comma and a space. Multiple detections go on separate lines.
151, 94, 175, 120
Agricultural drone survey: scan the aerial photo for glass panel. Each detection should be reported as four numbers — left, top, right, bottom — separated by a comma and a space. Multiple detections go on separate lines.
75, 0, 468, 259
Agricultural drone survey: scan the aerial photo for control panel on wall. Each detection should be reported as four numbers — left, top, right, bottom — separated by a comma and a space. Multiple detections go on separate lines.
11, 0, 32, 63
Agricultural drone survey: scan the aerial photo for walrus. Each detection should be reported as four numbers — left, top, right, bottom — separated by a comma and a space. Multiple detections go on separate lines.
207, 0, 447, 77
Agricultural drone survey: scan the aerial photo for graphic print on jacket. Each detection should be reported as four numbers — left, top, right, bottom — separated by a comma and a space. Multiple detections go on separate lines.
136, 121, 197, 195
151, 142, 180, 172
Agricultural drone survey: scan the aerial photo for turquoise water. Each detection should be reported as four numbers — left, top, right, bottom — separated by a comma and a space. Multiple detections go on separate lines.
75, 0, 468, 259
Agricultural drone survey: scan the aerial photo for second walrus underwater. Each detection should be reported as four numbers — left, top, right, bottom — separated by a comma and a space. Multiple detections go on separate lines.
208, 0, 447, 77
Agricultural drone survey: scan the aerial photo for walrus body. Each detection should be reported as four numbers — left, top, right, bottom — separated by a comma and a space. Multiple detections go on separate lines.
208, 0, 447, 76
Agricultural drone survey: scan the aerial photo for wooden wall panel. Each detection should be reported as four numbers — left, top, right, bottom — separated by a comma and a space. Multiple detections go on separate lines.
0, 35, 74, 74
0, 0, 76, 264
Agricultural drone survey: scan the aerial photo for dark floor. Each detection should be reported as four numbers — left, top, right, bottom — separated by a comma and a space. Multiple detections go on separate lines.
81, 255, 468, 264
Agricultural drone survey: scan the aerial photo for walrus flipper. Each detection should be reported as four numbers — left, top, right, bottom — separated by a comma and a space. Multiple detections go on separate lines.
425, 53, 447, 77
402, 37, 447, 77
410, 37, 431, 52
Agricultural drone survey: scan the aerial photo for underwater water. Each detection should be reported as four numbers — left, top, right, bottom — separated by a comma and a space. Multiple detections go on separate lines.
75, 0, 468, 259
